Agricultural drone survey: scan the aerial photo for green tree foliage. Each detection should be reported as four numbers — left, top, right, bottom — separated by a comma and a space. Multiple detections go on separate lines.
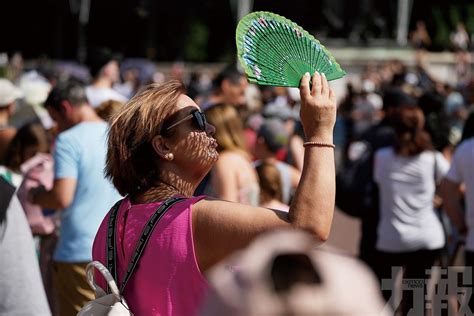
432, 7, 450, 50
449, 5, 462, 26
184, 20, 209, 61
466, 5, 474, 35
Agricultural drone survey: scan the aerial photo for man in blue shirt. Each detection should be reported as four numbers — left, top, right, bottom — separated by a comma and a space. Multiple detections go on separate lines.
30, 81, 121, 315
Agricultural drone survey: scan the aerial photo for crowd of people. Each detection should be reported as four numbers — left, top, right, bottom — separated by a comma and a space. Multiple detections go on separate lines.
0, 45, 473, 315
336, 53, 474, 313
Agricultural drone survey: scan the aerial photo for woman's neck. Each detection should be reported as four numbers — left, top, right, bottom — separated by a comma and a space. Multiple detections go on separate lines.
76, 105, 104, 123
133, 174, 196, 204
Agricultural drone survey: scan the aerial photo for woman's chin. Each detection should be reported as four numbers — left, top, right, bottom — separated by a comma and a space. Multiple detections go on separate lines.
194, 150, 219, 173
209, 149, 219, 162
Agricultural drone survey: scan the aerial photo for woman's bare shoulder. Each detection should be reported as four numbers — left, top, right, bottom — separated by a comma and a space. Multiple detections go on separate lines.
217, 150, 252, 165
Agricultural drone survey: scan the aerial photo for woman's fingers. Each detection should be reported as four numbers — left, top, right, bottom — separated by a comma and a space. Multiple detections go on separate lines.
321, 72, 329, 97
301, 72, 334, 108
329, 87, 336, 103
311, 72, 321, 96
299, 72, 311, 99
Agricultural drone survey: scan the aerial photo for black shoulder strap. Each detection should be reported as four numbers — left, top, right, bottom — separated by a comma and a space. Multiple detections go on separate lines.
106, 197, 185, 294
106, 199, 123, 284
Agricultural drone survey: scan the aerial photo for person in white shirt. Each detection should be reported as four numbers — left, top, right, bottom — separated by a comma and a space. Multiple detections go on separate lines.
85, 47, 127, 108
441, 114, 474, 310
442, 137, 474, 244
373, 105, 449, 315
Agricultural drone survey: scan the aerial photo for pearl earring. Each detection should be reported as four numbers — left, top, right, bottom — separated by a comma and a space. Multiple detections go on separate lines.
165, 153, 174, 161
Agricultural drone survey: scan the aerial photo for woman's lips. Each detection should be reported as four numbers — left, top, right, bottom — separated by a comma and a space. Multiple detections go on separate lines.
209, 139, 218, 148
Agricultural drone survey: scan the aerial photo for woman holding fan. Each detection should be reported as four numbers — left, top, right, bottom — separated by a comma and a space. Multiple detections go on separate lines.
91, 72, 337, 315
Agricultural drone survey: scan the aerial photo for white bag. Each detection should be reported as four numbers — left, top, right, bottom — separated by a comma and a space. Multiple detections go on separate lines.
77, 261, 132, 316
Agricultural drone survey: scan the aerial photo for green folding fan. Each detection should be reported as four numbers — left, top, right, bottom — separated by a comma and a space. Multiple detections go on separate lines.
236, 11, 346, 87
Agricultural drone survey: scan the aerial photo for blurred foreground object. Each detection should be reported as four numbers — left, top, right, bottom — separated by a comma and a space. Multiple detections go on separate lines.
201, 229, 390, 316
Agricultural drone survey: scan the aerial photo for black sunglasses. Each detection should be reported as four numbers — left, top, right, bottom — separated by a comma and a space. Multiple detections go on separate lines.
165, 109, 207, 132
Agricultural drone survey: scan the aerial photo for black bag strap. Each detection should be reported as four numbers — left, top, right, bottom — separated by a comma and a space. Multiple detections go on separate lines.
106, 199, 123, 283
106, 197, 185, 293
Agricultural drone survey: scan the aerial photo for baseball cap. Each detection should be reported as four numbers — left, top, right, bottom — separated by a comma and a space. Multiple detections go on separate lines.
258, 118, 289, 153
0, 79, 24, 107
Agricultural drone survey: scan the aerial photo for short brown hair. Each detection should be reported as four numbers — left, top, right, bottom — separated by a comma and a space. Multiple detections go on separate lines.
393, 106, 433, 156
106, 80, 186, 196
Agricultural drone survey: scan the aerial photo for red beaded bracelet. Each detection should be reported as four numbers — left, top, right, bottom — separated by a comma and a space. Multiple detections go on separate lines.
303, 141, 336, 149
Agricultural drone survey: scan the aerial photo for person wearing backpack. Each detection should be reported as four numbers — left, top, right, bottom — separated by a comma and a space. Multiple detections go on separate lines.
336, 88, 416, 273
374, 105, 449, 315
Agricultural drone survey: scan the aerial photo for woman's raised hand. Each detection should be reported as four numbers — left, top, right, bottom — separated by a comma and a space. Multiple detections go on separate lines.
299, 72, 337, 142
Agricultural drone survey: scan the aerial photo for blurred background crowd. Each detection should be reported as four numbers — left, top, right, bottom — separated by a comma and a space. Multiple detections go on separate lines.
1, 0, 474, 315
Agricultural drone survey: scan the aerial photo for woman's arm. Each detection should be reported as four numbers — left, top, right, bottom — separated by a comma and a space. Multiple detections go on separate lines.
289, 134, 304, 171
193, 72, 336, 272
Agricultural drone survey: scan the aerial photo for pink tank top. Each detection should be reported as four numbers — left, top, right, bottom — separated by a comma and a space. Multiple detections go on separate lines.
92, 196, 209, 315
